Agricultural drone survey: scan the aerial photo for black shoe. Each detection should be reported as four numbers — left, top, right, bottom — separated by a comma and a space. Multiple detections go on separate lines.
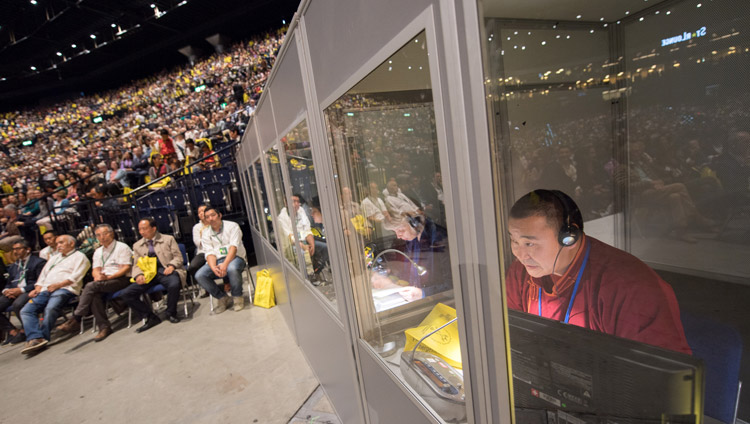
135, 316, 161, 333
168, 314, 181, 324
8, 332, 26, 345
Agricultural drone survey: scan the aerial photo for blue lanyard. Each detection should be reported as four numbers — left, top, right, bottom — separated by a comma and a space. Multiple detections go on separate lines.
538, 243, 591, 324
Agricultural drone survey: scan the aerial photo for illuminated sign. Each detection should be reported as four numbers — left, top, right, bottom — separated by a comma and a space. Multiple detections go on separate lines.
194, 84, 206, 92
661, 26, 706, 47
22, 140, 33, 146
92, 116, 103, 123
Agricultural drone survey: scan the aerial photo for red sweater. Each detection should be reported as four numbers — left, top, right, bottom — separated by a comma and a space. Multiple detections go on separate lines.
506, 235, 691, 355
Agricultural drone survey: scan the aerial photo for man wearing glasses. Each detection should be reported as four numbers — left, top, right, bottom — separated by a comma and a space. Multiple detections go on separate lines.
0, 240, 46, 345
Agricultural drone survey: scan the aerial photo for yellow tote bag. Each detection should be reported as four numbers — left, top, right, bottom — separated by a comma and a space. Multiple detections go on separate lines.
253, 269, 276, 309
131, 256, 158, 284
404, 303, 462, 369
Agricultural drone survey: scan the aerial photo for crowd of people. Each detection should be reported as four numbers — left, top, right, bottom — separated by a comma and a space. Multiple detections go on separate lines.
1, 205, 248, 355
506, 97, 750, 241
0, 27, 286, 249
0, 28, 287, 353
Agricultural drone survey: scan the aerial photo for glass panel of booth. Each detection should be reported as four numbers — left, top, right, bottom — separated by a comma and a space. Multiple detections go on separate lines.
254, 158, 275, 247
324, 31, 466, 423
281, 119, 336, 304
479, 0, 749, 422
266, 145, 297, 266
243, 167, 259, 231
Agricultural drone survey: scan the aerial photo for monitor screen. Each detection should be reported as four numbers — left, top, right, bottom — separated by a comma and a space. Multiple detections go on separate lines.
508, 309, 704, 423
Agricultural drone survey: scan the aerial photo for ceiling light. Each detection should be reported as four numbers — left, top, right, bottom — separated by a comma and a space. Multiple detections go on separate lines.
639, 17, 644, 21
541, 41, 547, 45
90, 34, 97, 39
590, 29, 595, 33
30, 66, 36, 71
600, 17, 605, 21
30, 0, 37, 4
71, 44, 77, 48
576, 14, 582, 19
666, 10, 671, 14
696, 3, 702, 7
56, 52, 62, 56
111, 23, 117, 28
625, 11, 630, 15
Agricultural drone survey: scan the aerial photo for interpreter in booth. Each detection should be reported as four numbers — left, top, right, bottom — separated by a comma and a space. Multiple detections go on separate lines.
370, 213, 451, 302
505, 189, 691, 354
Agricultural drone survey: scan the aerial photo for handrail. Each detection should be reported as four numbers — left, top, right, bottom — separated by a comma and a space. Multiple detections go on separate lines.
126, 140, 240, 199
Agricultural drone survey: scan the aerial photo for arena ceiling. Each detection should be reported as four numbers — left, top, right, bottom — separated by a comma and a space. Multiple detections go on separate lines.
0, 0, 299, 110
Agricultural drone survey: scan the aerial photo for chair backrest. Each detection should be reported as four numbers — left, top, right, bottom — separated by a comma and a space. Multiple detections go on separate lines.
681, 311, 743, 423
177, 243, 189, 266
149, 207, 173, 234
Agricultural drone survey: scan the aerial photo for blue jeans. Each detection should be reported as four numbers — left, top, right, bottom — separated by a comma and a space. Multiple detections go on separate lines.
195, 257, 246, 299
21, 289, 75, 341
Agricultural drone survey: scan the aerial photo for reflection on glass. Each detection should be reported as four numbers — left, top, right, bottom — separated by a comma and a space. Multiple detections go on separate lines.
325, 31, 466, 422
243, 169, 259, 231
266, 145, 298, 267
282, 120, 336, 304
254, 159, 275, 247
482, 0, 750, 422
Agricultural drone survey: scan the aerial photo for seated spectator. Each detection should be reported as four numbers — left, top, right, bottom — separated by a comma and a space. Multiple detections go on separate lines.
39, 229, 58, 260
106, 160, 129, 188
0, 205, 25, 252
0, 240, 46, 345
36, 189, 71, 231
57, 224, 133, 342
185, 139, 200, 163
148, 154, 167, 181
121, 218, 185, 332
383, 179, 419, 215
158, 128, 176, 159
188, 205, 210, 296
195, 207, 247, 313
19, 234, 91, 354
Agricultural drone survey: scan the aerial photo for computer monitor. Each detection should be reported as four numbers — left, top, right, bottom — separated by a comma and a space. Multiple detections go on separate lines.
508, 309, 704, 424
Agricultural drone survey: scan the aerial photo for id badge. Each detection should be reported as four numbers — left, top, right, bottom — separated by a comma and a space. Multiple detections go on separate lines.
220, 246, 228, 256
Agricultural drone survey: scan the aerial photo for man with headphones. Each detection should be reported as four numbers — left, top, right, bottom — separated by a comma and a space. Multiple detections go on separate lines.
505, 189, 691, 354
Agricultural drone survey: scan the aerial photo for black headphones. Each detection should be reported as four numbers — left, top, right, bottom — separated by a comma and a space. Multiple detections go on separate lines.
546, 190, 582, 247
406, 214, 425, 233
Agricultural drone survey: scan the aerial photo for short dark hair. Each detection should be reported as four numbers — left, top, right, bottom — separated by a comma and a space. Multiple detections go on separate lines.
509, 190, 583, 232
11, 239, 31, 249
204, 206, 221, 216
140, 217, 157, 228
43, 229, 58, 237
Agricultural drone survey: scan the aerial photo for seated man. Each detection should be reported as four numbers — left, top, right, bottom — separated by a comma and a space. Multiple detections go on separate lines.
19, 235, 91, 354
505, 189, 691, 354
39, 230, 59, 260
194, 207, 247, 314
0, 205, 25, 252
372, 213, 452, 301
121, 218, 185, 332
277, 194, 315, 263
188, 205, 209, 296
0, 240, 46, 345
57, 224, 133, 342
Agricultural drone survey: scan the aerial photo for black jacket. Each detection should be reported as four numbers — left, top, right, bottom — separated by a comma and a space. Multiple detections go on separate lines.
5, 255, 47, 293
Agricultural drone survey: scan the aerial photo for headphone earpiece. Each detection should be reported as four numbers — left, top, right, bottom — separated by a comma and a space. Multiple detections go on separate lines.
548, 190, 582, 247
406, 214, 424, 232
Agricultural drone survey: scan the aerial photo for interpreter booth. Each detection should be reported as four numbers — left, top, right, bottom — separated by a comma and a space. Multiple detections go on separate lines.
237, 0, 749, 422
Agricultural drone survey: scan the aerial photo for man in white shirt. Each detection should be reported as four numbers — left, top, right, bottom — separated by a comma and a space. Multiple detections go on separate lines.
277, 194, 315, 257
361, 182, 390, 224
20, 234, 91, 354
194, 207, 247, 313
57, 224, 132, 342
383, 180, 419, 215
188, 205, 209, 278
39, 230, 58, 261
